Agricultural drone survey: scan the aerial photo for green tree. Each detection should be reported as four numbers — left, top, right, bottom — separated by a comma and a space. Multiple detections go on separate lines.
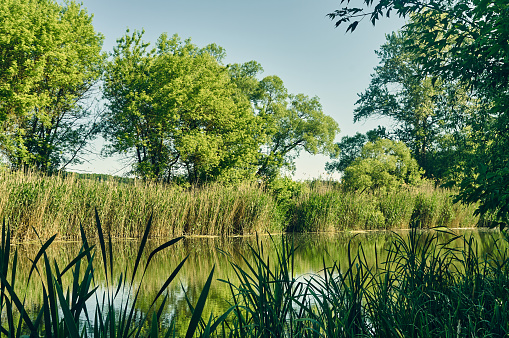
241, 72, 340, 179
102, 31, 259, 183
0, 0, 105, 172
353, 31, 476, 181
329, 0, 509, 223
325, 127, 386, 173
342, 139, 422, 191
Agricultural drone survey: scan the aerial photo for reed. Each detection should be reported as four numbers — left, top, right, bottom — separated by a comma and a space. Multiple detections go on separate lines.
0, 170, 480, 241
0, 211, 227, 337
220, 228, 509, 337
289, 181, 479, 232
2, 213, 508, 337
0, 170, 280, 242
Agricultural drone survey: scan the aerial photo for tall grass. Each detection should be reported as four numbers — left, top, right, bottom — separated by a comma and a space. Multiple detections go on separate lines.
0, 170, 480, 241
220, 229, 509, 337
0, 212, 226, 337
0, 170, 281, 241
289, 181, 479, 232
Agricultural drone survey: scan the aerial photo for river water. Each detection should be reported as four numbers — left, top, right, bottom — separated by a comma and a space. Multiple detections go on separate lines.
8, 228, 506, 333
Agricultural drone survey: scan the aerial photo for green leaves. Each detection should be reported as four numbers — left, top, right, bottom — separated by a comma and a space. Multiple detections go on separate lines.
252, 75, 340, 179
0, 0, 105, 172
102, 31, 259, 184
329, 0, 509, 223
342, 139, 423, 191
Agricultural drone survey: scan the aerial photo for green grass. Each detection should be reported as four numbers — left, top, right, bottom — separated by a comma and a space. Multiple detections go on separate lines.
0, 170, 281, 241
219, 228, 509, 337
0, 170, 479, 241
289, 181, 479, 232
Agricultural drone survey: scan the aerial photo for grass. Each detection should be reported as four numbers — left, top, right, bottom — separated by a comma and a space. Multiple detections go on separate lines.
219, 228, 509, 337
0, 170, 281, 242
0, 170, 480, 241
289, 181, 479, 232
0, 212, 224, 337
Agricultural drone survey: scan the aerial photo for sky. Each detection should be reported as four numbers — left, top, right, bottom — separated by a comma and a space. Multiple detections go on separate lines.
68, 0, 405, 179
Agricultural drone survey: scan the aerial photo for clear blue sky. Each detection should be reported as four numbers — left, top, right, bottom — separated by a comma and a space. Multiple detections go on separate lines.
69, 0, 405, 179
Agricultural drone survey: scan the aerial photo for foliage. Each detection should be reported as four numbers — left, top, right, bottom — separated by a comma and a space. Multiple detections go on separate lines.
0, 170, 281, 241
3, 211, 508, 337
221, 235, 308, 337
0, 0, 105, 172
342, 139, 422, 191
0, 170, 479, 241
102, 31, 259, 184
102, 31, 339, 183
229, 63, 340, 179
289, 181, 475, 231
326, 127, 386, 173
328, 0, 509, 225
351, 31, 476, 181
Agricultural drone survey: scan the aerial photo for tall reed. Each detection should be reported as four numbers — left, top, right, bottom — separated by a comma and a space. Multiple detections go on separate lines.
0, 212, 225, 337
0, 170, 480, 241
289, 181, 479, 231
0, 170, 280, 241
220, 228, 509, 337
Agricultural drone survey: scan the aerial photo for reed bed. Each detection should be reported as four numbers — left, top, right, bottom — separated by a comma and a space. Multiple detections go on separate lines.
289, 181, 479, 232
0, 170, 479, 241
0, 170, 281, 242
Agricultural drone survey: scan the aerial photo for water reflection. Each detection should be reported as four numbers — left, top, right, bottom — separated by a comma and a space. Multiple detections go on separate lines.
12, 228, 505, 331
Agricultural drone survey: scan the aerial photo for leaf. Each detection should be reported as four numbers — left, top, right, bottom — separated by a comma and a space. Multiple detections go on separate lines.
185, 265, 215, 338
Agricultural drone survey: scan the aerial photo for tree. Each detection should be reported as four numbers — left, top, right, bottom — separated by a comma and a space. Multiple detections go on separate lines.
234, 71, 340, 179
342, 139, 422, 191
352, 31, 476, 181
102, 31, 259, 183
328, 0, 509, 224
325, 127, 386, 173
0, 0, 105, 172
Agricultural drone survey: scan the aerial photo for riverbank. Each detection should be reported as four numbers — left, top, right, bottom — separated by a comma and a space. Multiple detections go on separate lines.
0, 170, 479, 241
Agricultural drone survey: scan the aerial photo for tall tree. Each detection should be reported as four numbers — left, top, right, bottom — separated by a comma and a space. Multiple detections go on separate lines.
352, 31, 476, 181
229, 68, 340, 179
102, 31, 259, 183
328, 0, 509, 224
0, 0, 105, 172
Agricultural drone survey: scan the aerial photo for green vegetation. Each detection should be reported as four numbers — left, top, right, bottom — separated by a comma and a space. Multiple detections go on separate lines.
0, 0, 105, 172
2, 215, 508, 336
328, 32, 476, 183
328, 0, 509, 226
0, 170, 280, 242
0, 170, 478, 241
101, 30, 338, 183
1, 1, 339, 183
341, 139, 422, 192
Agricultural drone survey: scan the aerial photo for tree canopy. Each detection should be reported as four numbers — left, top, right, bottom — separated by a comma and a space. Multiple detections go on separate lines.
102, 31, 260, 183
329, 0, 509, 224
0, 0, 105, 172
351, 31, 477, 181
102, 32, 339, 183
326, 127, 386, 174
342, 139, 422, 191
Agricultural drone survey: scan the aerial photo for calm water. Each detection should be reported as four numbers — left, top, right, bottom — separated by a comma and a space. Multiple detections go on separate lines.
10, 228, 506, 331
